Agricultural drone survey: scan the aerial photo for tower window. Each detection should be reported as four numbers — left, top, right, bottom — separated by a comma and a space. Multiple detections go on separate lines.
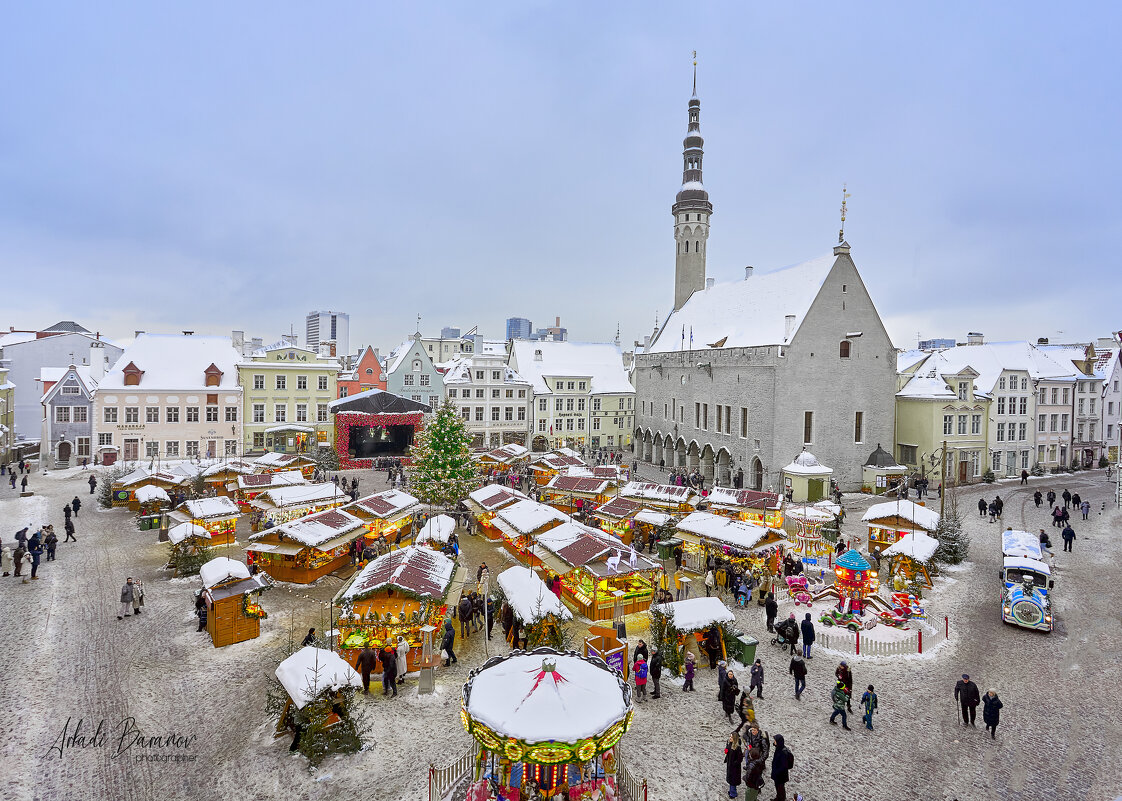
694, 241, 699, 252
839, 341, 851, 358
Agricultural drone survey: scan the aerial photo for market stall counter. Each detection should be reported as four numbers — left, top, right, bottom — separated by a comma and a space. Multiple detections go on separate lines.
247, 508, 366, 584
171, 496, 241, 545
345, 489, 420, 547
249, 482, 348, 532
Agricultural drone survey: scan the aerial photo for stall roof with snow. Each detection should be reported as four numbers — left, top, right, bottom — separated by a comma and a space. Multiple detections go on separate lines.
495, 566, 573, 624
254, 483, 346, 510
536, 522, 660, 577
134, 485, 170, 504
347, 489, 419, 521
544, 475, 612, 495
493, 499, 568, 535
592, 496, 645, 521
415, 514, 456, 545
862, 499, 941, 532
653, 596, 735, 632
341, 546, 457, 602
467, 484, 528, 512
528, 452, 587, 473
200, 557, 251, 589
252, 452, 317, 471
619, 481, 700, 508
184, 496, 240, 520
251, 508, 365, 550
275, 647, 362, 709
236, 470, 307, 491
203, 459, 257, 477
706, 488, 782, 511
882, 531, 939, 562
675, 511, 771, 550
168, 522, 210, 545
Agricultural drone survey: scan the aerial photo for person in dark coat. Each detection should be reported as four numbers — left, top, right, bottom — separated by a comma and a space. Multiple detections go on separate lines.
982, 689, 1003, 739
835, 661, 854, 712
485, 596, 495, 640
1061, 524, 1076, 552
301, 628, 316, 647
356, 645, 378, 693
723, 732, 744, 799
800, 613, 816, 658
1033, 490, 1042, 507
954, 673, 981, 725
64, 518, 76, 542
380, 642, 398, 697
764, 593, 778, 633
789, 654, 807, 700
977, 497, 987, 516
1061, 488, 1071, 508
88, 474, 97, 494
440, 620, 457, 666
648, 647, 663, 698
748, 659, 764, 699
1047, 490, 1056, 507
63, 504, 72, 521
71, 496, 81, 517
20, 475, 28, 492
27, 533, 43, 579
195, 597, 208, 631
743, 746, 765, 800
457, 595, 473, 639
770, 734, 793, 801
721, 671, 740, 723
44, 529, 58, 561
633, 638, 649, 665
705, 626, 723, 669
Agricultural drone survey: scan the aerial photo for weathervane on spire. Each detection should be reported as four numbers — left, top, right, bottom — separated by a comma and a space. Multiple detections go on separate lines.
691, 50, 698, 95
838, 183, 852, 243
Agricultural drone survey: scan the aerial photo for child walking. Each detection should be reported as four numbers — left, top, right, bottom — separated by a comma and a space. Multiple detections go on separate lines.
633, 655, 648, 702
682, 652, 696, 692
861, 684, 878, 730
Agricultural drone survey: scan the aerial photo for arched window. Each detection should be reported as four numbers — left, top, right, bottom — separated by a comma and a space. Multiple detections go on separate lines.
412, 359, 422, 372
694, 241, 699, 252
839, 340, 851, 358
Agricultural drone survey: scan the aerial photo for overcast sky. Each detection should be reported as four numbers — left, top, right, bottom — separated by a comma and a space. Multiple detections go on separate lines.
2, 3, 1119, 353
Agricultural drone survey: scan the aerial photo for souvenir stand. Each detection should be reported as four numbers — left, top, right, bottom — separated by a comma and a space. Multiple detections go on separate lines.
174, 496, 241, 545
199, 557, 271, 648
881, 531, 939, 589
273, 646, 362, 738
249, 483, 347, 532
583, 626, 629, 679
201, 459, 256, 497
464, 485, 528, 540
495, 566, 573, 650
584, 464, 629, 483
539, 475, 614, 517
861, 499, 940, 553
833, 550, 877, 614
230, 470, 306, 512
534, 521, 663, 621
111, 467, 188, 510
247, 508, 366, 583
591, 496, 646, 545
475, 443, 531, 474
461, 648, 634, 800
345, 489, 420, 546
618, 481, 700, 516
527, 451, 587, 486
490, 499, 568, 565
414, 514, 456, 551
166, 522, 212, 576
649, 596, 735, 674
333, 546, 457, 675
674, 511, 784, 576
705, 488, 785, 528
252, 451, 318, 479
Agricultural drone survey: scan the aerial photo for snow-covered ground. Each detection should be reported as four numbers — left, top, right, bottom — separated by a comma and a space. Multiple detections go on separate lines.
1, 466, 1121, 801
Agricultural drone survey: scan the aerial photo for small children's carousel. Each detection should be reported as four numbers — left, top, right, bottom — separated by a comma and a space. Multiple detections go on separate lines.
833, 549, 876, 614
461, 648, 634, 801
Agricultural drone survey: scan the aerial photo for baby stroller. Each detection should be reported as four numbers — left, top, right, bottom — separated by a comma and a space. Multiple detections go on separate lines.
771, 618, 798, 651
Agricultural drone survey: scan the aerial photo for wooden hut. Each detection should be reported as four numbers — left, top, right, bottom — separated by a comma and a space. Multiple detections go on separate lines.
527, 451, 587, 486
252, 451, 318, 478
705, 488, 785, 528
861, 499, 940, 553
200, 557, 271, 647
651, 596, 735, 670
250, 482, 348, 531
881, 531, 938, 589
619, 481, 700, 516
464, 485, 528, 539
414, 514, 456, 551
333, 546, 457, 673
230, 470, 306, 511
539, 475, 614, 517
591, 496, 645, 545
489, 499, 568, 564
534, 521, 663, 620
475, 442, 531, 473
675, 511, 784, 575
273, 646, 362, 737
200, 459, 257, 497
173, 496, 241, 545
247, 508, 366, 583
495, 565, 573, 649
346, 489, 420, 546
111, 467, 188, 510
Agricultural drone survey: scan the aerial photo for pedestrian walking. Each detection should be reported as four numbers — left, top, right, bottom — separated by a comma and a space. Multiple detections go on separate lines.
982, 689, 1003, 739
705, 568, 716, 597
71, 496, 81, 517
682, 652, 696, 692
1062, 488, 1071, 508
764, 592, 778, 633
994, 495, 1003, 518
119, 577, 136, 619
770, 734, 794, 801
16, 547, 31, 582
44, 528, 58, 561
20, 474, 28, 493
28, 532, 43, 579
705, 626, 723, 669
1052, 505, 1064, 528
721, 671, 740, 723
457, 594, 473, 639
649, 647, 663, 698
396, 635, 409, 684
1047, 489, 1056, 507
800, 613, 815, 658
1, 545, 11, 576
88, 474, 97, 494
633, 655, 648, 702
131, 579, 144, 615
440, 619, 457, 666
829, 680, 851, 729
789, 654, 807, 700
748, 658, 764, 699
380, 641, 398, 697
954, 673, 981, 726
1020, 469, 1029, 485
8, 472, 14, 489
63, 504, 71, 521
724, 732, 744, 799
977, 498, 987, 517
717, 659, 728, 700
861, 685, 878, 730
1080, 499, 1090, 520
835, 661, 854, 712
1061, 524, 1076, 551
1033, 490, 1042, 507
64, 518, 76, 542
1072, 492, 1081, 509
195, 591, 207, 631
356, 645, 377, 693
736, 689, 756, 729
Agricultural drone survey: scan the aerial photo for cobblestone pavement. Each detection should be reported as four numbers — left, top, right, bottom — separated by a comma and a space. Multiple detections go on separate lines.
1, 466, 1119, 801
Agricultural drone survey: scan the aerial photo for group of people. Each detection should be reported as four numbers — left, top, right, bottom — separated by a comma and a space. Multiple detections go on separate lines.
954, 673, 1003, 738
3, 496, 82, 583
354, 635, 410, 698
977, 494, 1005, 522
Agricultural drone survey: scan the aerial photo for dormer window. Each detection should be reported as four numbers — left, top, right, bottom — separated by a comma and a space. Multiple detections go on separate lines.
204, 363, 223, 387
958, 382, 969, 400
122, 361, 144, 386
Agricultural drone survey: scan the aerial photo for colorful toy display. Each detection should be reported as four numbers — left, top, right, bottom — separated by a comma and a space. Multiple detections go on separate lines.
833, 549, 877, 615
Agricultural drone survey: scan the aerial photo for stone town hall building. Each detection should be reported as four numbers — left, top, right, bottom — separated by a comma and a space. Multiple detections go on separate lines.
633, 76, 896, 491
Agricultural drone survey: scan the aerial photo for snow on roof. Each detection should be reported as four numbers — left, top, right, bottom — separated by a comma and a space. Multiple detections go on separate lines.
464, 651, 628, 743
256, 509, 365, 548
264, 424, 314, 434
897, 349, 934, 372
494, 499, 568, 534
349, 489, 419, 518
203, 459, 256, 477
168, 522, 210, 544
782, 450, 833, 476
898, 342, 1080, 400
654, 596, 735, 632
252, 452, 315, 468
862, 499, 941, 532
342, 546, 456, 601
676, 512, 769, 549
1002, 529, 1043, 560
134, 485, 170, 504
199, 557, 251, 589
237, 470, 307, 490
477, 442, 531, 463
529, 453, 587, 471
275, 647, 362, 709
882, 531, 939, 562
1092, 348, 1120, 381
442, 356, 530, 387
619, 481, 699, 506
98, 334, 241, 390
592, 496, 644, 520
556, 447, 581, 458
509, 340, 635, 395
39, 365, 97, 396
415, 514, 456, 545
467, 484, 528, 510
648, 253, 836, 353
260, 483, 346, 508
1003, 555, 1051, 575
184, 496, 240, 520
634, 510, 671, 526
706, 488, 782, 510
545, 475, 611, 494
495, 566, 573, 623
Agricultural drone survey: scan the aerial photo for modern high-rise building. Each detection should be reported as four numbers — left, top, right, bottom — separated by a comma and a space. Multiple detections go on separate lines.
305, 310, 349, 356
918, 338, 956, 350
506, 317, 532, 340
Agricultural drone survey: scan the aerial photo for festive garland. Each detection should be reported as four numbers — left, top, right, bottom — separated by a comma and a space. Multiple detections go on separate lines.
334, 412, 424, 469
242, 594, 267, 619
461, 711, 631, 765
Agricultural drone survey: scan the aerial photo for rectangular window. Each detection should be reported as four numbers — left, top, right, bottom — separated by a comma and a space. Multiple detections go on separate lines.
999, 377, 1007, 391
539, 398, 547, 411
943, 415, 953, 435
492, 371, 501, 381
253, 404, 265, 423
957, 415, 967, 435
1061, 413, 1069, 431
275, 375, 286, 391
504, 407, 513, 421
492, 389, 501, 399
125, 407, 139, 423
716, 405, 723, 433
618, 398, 625, 410
145, 441, 159, 458
566, 418, 574, 431
996, 423, 1005, 442
1062, 388, 1070, 404
462, 408, 471, 421
476, 389, 484, 399
566, 398, 574, 412
1078, 398, 1085, 414
225, 440, 237, 456
538, 419, 546, 431
103, 407, 118, 423
1050, 414, 1058, 432
579, 382, 586, 391
517, 406, 526, 421
724, 405, 732, 435
403, 374, 415, 386
854, 411, 864, 443
1038, 414, 1046, 432
225, 406, 237, 422
317, 403, 328, 422
204, 406, 217, 422
429, 395, 438, 408
1021, 450, 1030, 469
475, 408, 484, 422
1019, 396, 1027, 415
1060, 445, 1068, 464
98, 432, 113, 446
1018, 422, 1026, 441
185, 441, 199, 457
577, 398, 586, 411
804, 411, 814, 444
274, 404, 287, 422
491, 407, 500, 421
1051, 388, 1059, 404
164, 406, 179, 423
567, 381, 575, 390
958, 382, 968, 400
1077, 424, 1084, 441
1089, 423, 1096, 439
339, 387, 348, 397
593, 398, 602, 411
448, 389, 457, 398
165, 440, 179, 457
296, 376, 307, 390
296, 404, 308, 422
992, 451, 1001, 471
186, 407, 199, 422
421, 374, 431, 387
740, 407, 749, 438
76, 437, 90, 457
1038, 444, 1045, 463
55, 406, 70, 423
318, 375, 329, 391
997, 397, 1005, 415
1090, 398, 1096, 414
592, 417, 601, 430
145, 406, 159, 423
1039, 388, 1046, 405
577, 418, 585, 430
60, 384, 79, 394
253, 375, 264, 390
252, 432, 265, 448
73, 406, 87, 423
555, 398, 563, 411
971, 414, 981, 434
898, 444, 917, 464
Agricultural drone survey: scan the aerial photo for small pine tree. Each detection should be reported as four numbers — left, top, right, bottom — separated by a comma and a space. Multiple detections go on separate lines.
96, 465, 129, 509
981, 469, 996, 484
648, 603, 682, 677
169, 543, 214, 577
934, 489, 970, 564
313, 446, 340, 472
408, 398, 478, 508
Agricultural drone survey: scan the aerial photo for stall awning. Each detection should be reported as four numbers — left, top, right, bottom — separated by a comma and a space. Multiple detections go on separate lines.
313, 531, 363, 553
536, 550, 574, 578
245, 542, 304, 556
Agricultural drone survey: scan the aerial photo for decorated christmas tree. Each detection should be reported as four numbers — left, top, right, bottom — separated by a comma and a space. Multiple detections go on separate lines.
934, 488, 970, 564
408, 398, 477, 508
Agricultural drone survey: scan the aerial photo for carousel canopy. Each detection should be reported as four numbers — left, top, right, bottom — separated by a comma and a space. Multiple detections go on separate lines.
276, 646, 362, 709
200, 557, 251, 589
168, 522, 210, 545
836, 550, 872, 571
415, 514, 456, 545
862, 499, 940, 532
495, 566, 573, 624
654, 596, 735, 632
184, 496, 240, 520
134, 485, 170, 504
464, 650, 631, 745
883, 531, 939, 562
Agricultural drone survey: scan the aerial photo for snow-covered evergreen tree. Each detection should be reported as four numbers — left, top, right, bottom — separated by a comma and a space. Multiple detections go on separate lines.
934, 489, 970, 564
407, 398, 477, 508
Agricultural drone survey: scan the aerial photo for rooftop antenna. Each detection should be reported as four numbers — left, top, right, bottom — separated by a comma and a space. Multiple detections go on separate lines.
839, 183, 851, 243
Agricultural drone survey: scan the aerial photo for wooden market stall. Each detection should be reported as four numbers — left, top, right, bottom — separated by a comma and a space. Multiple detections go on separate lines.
534, 521, 663, 621
527, 451, 587, 486
539, 475, 614, 517
460, 649, 634, 800
134, 484, 171, 530
252, 451, 318, 478
495, 565, 573, 649
591, 496, 645, 545
174, 496, 241, 545
490, 499, 568, 565
413, 514, 456, 551
247, 508, 366, 583
475, 442, 531, 473
619, 481, 700, 516
881, 531, 939, 589
650, 596, 736, 672
861, 499, 941, 553
167, 522, 212, 576
333, 546, 457, 674
273, 646, 362, 739
250, 482, 348, 531
345, 489, 420, 546
200, 459, 257, 497
464, 484, 528, 540
705, 488, 784, 528
230, 470, 306, 512
111, 467, 188, 510
674, 511, 785, 576
200, 556, 271, 647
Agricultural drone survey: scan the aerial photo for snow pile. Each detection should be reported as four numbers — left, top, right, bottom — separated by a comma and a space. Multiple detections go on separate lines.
654, 597, 735, 632
134, 485, 170, 504
199, 557, 251, 589
781, 450, 833, 476
862, 499, 941, 532
495, 566, 573, 623
275, 647, 362, 709
882, 531, 939, 562
415, 514, 456, 545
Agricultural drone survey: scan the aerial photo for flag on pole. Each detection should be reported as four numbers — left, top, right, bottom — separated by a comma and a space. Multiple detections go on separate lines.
681, 325, 686, 350
690, 326, 694, 349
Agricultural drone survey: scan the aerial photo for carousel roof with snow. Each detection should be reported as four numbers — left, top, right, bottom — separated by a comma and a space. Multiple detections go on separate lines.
653, 596, 735, 632
862, 499, 940, 532
134, 485, 170, 504
495, 566, 573, 624
781, 450, 833, 476
276, 646, 362, 709
882, 531, 940, 562
168, 522, 210, 545
415, 514, 456, 545
835, 549, 872, 571
463, 649, 632, 746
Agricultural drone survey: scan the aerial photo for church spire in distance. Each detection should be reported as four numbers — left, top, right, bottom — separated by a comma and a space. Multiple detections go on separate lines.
672, 51, 713, 313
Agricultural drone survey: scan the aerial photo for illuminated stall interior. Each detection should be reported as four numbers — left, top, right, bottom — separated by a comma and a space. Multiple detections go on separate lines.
247, 508, 365, 583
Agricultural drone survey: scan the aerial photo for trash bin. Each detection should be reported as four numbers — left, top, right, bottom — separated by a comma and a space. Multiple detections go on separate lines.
657, 538, 683, 560
734, 634, 759, 666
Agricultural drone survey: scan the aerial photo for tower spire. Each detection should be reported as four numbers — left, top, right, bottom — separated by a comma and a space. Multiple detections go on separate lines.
691, 50, 697, 97
838, 183, 851, 243
671, 54, 713, 312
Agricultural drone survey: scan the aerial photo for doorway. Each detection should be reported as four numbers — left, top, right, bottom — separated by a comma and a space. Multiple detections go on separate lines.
123, 439, 139, 461
57, 441, 72, 465
958, 461, 968, 483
